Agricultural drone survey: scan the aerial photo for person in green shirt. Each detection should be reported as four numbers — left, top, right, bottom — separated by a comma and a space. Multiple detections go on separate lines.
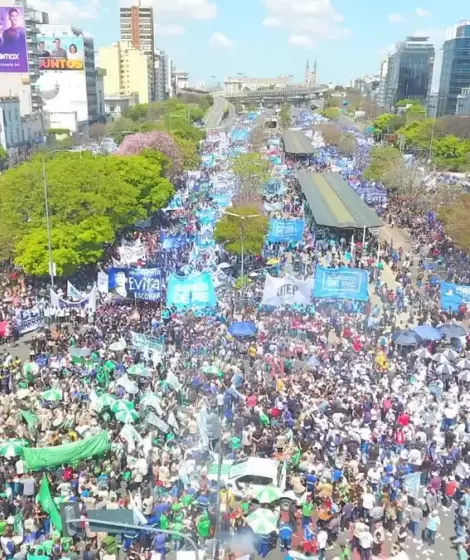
160, 512, 169, 530
340, 543, 352, 560
301, 498, 314, 528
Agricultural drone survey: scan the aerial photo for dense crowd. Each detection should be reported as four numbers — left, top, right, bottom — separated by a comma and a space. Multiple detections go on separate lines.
0, 111, 468, 560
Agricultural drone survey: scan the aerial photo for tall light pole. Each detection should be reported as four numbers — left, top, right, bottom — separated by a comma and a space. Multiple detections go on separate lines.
42, 148, 79, 286
224, 211, 259, 287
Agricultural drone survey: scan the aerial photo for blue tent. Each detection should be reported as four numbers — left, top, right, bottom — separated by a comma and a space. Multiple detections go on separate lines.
228, 321, 257, 337
412, 325, 443, 341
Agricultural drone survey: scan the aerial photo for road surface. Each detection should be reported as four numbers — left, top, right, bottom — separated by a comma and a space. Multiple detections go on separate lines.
205, 97, 228, 129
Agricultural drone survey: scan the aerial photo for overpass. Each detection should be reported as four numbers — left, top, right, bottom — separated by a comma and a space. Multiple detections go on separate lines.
222, 84, 329, 103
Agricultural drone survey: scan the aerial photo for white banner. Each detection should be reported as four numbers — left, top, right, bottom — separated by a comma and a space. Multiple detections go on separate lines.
17, 306, 44, 334
67, 281, 84, 300
261, 273, 313, 307
97, 271, 109, 294
50, 286, 97, 312
118, 238, 146, 265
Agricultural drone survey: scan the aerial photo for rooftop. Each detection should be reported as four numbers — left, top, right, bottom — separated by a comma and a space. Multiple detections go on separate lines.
297, 170, 383, 229
282, 130, 315, 155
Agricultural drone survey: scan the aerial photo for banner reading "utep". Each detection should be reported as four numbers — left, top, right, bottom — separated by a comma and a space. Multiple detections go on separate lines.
313, 266, 369, 301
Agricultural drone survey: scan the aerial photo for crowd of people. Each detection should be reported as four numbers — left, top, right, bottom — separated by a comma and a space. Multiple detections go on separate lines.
0, 110, 468, 560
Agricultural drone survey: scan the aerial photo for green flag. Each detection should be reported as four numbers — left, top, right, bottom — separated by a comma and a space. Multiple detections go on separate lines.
37, 474, 63, 533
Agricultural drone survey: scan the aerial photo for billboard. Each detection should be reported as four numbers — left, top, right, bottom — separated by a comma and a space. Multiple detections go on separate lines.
37, 35, 84, 71
0, 6, 28, 73
36, 35, 87, 123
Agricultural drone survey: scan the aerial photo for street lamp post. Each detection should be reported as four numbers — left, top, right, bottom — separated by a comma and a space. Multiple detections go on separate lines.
41, 147, 85, 286
224, 211, 259, 287
42, 149, 66, 287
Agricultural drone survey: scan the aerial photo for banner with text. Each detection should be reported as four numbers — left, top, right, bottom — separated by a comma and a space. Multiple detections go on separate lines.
267, 219, 305, 243
130, 331, 164, 359
261, 273, 313, 307
313, 266, 369, 301
166, 272, 217, 311
17, 306, 44, 334
440, 281, 470, 312
50, 286, 97, 311
108, 268, 161, 301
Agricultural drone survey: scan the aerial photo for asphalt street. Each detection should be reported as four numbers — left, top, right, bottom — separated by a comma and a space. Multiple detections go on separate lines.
205, 97, 228, 129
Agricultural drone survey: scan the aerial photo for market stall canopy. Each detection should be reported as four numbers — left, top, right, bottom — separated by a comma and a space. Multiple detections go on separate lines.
297, 171, 383, 229
282, 130, 315, 156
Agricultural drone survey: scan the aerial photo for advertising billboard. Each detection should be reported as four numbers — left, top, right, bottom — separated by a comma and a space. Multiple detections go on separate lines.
37, 35, 85, 71
0, 6, 28, 73
36, 35, 87, 123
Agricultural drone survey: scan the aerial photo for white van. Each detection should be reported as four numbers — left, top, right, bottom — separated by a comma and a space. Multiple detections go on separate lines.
207, 457, 306, 510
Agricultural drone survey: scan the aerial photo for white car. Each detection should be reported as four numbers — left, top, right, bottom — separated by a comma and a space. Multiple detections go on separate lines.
207, 457, 307, 510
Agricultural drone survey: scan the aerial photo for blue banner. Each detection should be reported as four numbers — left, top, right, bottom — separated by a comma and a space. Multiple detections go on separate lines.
440, 281, 470, 312
196, 208, 217, 226
164, 193, 184, 211
267, 219, 305, 243
108, 268, 162, 301
195, 233, 216, 248
160, 233, 186, 250
313, 266, 369, 301
166, 272, 217, 311
212, 193, 232, 207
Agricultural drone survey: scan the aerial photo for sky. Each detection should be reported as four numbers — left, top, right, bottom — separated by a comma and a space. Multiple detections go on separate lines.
29, 0, 468, 87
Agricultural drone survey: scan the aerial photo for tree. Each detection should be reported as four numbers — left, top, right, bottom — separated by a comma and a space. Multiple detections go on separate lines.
338, 133, 357, 156
89, 123, 107, 143
381, 160, 422, 197
322, 107, 341, 120
171, 135, 200, 169
373, 113, 394, 133
317, 123, 341, 145
363, 145, 402, 183
363, 98, 383, 119
0, 145, 7, 170
214, 205, 269, 255
436, 115, 470, 139
324, 95, 342, 109
231, 152, 271, 201
0, 152, 173, 275
278, 103, 292, 129
117, 131, 183, 173
439, 194, 470, 252
250, 123, 267, 151
432, 135, 470, 171
398, 118, 436, 152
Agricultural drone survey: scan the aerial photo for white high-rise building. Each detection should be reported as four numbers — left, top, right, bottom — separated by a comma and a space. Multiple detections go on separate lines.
36, 24, 102, 134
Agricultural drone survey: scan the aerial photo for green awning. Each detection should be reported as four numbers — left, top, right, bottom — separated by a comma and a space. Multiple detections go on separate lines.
282, 130, 315, 155
297, 170, 383, 229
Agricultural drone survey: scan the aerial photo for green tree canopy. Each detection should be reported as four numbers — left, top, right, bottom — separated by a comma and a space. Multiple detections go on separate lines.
439, 193, 470, 252
278, 104, 292, 129
373, 113, 394, 132
0, 151, 174, 276
322, 107, 341, 120
214, 205, 269, 255
231, 152, 271, 199
432, 135, 470, 171
0, 145, 7, 170
363, 145, 402, 183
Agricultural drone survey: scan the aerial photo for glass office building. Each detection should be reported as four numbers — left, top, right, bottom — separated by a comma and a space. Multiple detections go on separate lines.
387, 37, 435, 107
437, 21, 470, 116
